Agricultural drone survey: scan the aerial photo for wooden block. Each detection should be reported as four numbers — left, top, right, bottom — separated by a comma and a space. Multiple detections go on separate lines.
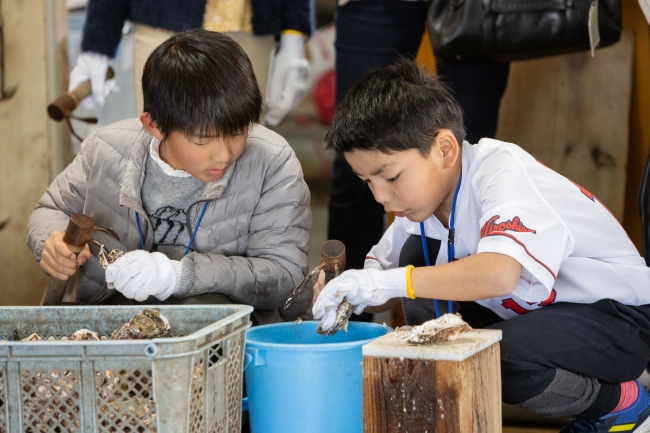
363, 329, 502, 433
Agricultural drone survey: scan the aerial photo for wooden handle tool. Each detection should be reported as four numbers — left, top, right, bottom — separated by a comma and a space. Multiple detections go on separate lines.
40, 214, 119, 306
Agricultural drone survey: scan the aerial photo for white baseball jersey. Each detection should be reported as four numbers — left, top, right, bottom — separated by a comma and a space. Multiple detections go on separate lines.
365, 139, 650, 320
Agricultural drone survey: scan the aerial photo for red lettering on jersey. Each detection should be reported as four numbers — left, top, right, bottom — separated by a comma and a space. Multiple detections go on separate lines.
539, 289, 557, 306
480, 215, 537, 238
501, 289, 557, 315
501, 298, 530, 314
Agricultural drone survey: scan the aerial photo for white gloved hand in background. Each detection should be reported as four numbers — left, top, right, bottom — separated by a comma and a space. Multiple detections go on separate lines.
105, 250, 182, 302
264, 33, 310, 126
69, 52, 119, 109
312, 267, 408, 331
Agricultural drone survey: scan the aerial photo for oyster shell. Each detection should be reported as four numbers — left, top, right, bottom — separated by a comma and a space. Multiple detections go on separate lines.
21, 333, 42, 342
317, 299, 356, 336
70, 329, 100, 341
98, 246, 125, 269
404, 313, 472, 345
112, 309, 170, 340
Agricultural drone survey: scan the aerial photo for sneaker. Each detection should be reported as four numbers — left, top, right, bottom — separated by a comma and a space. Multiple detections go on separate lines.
560, 381, 650, 433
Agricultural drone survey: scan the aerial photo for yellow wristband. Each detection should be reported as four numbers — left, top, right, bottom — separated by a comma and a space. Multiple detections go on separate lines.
281, 29, 305, 37
405, 265, 416, 299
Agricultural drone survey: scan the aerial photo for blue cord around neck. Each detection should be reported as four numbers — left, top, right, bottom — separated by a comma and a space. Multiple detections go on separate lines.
135, 201, 210, 303
420, 173, 462, 318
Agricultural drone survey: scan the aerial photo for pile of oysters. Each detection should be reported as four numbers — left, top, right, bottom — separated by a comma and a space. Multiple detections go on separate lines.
20, 309, 170, 342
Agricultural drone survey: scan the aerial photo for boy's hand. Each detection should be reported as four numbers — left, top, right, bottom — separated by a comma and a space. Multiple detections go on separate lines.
40, 230, 91, 280
105, 251, 182, 301
264, 33, 310, 126
312, 268, 408, 326
311, 269, 326, 307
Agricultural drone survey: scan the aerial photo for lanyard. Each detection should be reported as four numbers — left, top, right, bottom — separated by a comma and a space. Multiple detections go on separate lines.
136, 201, 209, 254
419, 173, 462, 318
135, 201, 210, 302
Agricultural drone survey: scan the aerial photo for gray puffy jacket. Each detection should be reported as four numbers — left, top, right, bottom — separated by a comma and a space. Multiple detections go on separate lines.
27, 119, 312, 319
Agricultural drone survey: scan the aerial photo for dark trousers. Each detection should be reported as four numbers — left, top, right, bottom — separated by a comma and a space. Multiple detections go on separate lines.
459, 300, 650, 417
329, 0, 511, 274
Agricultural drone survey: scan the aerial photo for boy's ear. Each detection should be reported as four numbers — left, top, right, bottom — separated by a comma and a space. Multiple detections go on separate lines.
435, 129, 460, 169
140, 112, 164, 140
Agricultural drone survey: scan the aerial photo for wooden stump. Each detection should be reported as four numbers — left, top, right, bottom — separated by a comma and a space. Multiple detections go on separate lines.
363, 329, 502, 433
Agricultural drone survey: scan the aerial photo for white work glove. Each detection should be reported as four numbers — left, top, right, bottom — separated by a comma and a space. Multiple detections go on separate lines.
69, 52, 119, 109
264, 33, 310, 126
641, 0, 650, 25
312, 267, 408, 332
105, 250, 182, 302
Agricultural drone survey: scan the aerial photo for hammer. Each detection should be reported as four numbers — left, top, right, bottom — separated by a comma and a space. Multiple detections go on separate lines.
284, 240, 346, 310
46, 67, 115, 141
40, 214, 119, 306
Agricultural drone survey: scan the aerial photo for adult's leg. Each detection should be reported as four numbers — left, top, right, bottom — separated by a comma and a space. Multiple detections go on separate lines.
331, 0, 430, 321
490, 300, 650, 418
330, 0, 430, 269
436, 60, 510, 144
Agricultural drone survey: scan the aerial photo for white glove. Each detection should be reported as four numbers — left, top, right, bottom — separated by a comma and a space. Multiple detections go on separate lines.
264, 33, 310, 126
641, 0, 650, 25
69, 52, 119, 109
312, 267, 408, 332
105, 251, 182, 302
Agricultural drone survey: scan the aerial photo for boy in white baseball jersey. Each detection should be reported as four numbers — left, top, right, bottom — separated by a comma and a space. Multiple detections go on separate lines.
313, 60, 650, 433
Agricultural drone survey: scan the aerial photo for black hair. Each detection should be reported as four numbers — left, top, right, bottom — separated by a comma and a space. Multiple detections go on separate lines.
325, 59, 465, 157
142, 29, 262, 138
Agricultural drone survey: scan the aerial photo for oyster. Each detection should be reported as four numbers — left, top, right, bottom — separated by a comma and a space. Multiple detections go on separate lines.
404, 313, 471, 345
70, 329, 100, 341
98, 246, 125, 269
317, 299, 356, 336
21, 333, 42, 342
98, 245, 125, 289
112, 309, 170, 340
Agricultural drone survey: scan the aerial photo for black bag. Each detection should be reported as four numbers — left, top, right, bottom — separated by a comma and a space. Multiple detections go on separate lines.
428, 0, 622, 62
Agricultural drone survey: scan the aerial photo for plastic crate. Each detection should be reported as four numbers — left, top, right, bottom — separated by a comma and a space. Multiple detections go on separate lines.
0, 305, 253, 433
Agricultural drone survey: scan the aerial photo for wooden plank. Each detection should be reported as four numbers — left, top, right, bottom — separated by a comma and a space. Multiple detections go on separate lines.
496, 31, 634, 221
363, 342, 501, 433
0, 0, 67, 305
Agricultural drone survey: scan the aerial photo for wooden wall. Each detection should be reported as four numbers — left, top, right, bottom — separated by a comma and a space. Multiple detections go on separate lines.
0, 0, 68, 305
621, 0, 650, 251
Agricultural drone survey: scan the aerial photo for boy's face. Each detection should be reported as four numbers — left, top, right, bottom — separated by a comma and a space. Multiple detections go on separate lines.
159, 130, 247, 183
344, 130, 461, 223
140, 112, 247, 183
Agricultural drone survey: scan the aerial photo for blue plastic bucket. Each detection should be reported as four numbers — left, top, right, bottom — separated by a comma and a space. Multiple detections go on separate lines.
244, 320, 389, 433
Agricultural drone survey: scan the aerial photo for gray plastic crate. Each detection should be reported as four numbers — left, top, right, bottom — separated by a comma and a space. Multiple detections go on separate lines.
0, 305, 253, 433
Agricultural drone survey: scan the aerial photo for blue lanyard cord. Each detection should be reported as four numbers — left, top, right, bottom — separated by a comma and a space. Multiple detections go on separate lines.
448, 173, 462, 265
420, 173, 462, 318
135, 201, 210, 256
135, 201, 210, 303
419, 222, 441, 318
184, 201, 209, 256
135, 213, 145, 250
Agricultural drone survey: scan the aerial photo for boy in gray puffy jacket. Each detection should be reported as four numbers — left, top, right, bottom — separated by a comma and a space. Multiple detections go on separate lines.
27, 29, 312, 323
